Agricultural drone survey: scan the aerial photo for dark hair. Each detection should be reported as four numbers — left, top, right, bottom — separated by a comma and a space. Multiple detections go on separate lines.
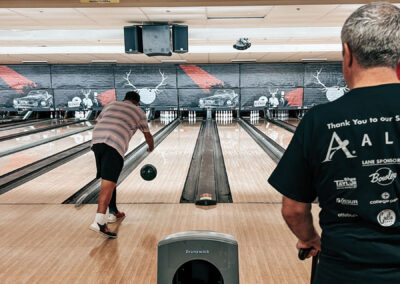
124, 91, 140, 103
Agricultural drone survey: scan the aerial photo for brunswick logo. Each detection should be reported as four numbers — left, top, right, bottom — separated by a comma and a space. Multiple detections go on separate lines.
323, 132, 357, 162
369, 167, 397, 186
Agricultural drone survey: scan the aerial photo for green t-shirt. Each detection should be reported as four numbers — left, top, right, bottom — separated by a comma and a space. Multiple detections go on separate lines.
269, 84, 400, 267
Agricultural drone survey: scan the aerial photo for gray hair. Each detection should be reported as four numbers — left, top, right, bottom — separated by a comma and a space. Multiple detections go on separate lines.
341, 2, 400, 69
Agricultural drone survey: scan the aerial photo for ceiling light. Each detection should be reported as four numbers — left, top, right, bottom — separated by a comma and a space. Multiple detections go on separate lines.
207, 17, 265, 20
1, 44, 342, 55
231, 59, 257, 62
91, 60, 117, 63
161, 60, 187, 63
22, 60, 48, 64
301, 58, 328, 62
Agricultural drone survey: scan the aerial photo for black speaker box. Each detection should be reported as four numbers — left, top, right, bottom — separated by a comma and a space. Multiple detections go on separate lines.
172, 25, 188, 53
142, 25, 172, 56
124, 26, 143, 54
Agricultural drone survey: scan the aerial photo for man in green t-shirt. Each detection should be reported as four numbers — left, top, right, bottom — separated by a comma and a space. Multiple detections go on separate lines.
268, 3, 400, 283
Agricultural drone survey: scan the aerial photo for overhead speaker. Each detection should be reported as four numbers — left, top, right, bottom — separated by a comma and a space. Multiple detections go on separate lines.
142, 25, 172, 56
124, 26, 143, 54
172, 25, 188, 53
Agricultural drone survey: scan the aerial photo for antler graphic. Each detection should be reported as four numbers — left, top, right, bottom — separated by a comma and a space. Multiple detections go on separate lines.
268, 88, 279, 95
81, 89, 91, 96
123, 70, 138, 90
313, 69, 328, 91
154, 70, 167, 91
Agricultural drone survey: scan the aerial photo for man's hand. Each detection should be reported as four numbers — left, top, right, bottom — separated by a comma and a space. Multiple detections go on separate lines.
296, 233, 321, 258
281, 196, 321, 258
144, 132, 154, 152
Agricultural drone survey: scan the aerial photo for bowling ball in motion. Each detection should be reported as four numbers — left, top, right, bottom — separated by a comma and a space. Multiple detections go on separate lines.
140, 164, 157, 181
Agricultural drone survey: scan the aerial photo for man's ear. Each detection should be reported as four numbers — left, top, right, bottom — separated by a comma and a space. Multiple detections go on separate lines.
342, 43, 353, 68
397, 61, 400, 80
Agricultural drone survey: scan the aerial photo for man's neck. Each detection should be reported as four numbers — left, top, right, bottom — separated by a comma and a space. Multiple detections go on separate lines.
123, 100, 135, 105
351, 66, 400, 89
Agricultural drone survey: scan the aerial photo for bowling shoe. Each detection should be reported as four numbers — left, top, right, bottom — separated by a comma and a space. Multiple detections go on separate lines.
89, 222, 117, 238
107, 211, 126, 223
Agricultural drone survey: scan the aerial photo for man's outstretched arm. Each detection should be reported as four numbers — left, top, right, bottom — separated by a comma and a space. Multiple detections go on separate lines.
144, 132, 154, 152
281, 196, 321, 258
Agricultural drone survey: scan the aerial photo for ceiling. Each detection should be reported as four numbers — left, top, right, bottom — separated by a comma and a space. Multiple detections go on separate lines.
0, 1, 398, 64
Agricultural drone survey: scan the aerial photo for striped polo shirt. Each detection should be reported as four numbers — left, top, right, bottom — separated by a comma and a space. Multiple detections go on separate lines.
91, 101, 149, 158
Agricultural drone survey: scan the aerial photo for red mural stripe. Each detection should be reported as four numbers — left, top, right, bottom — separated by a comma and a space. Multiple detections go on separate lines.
285, 88, 303, 107
0, 66, 36, 93
180, 65, 224, 93
98, 89, 116, 106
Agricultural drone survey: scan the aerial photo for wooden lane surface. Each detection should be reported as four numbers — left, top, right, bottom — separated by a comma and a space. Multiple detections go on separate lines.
0, 203, 321, 284
218, 121, 282, 203
251, 119, 294, 149
287, 118, 300, 127
117, 121, 201, 204
0, 130, 93, 176
0, 119, 69, 137
0, 121, 93, 152
0, 121, 162, 204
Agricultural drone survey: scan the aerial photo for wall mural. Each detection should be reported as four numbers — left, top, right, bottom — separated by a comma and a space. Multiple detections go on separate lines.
241, 87, 303, 109
0, 65, 54, 111
304, 63, 348, 106
54, 88, 116, 110
178, 64, 239, 108
0, 63, 345, 111
179, 88, 240, 108
114, 65, 177, 107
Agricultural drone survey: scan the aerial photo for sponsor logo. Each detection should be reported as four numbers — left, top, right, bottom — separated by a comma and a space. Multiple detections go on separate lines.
381, 192, 390, 200
185, 250, 210, 254
369, 167, 397, 186
334, 177, 357, 189
323, 132, 357, 162
377, 209, 396, 227
336, 198, 358, 206
338, 213, 358, 218
370, 198, 398, 205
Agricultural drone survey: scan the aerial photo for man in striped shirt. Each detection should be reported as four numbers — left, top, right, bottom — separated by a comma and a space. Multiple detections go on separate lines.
90, 91, 154, 238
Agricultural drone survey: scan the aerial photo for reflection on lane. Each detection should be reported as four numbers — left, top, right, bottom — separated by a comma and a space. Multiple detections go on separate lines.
0, 121, 93, 152
117, 120, 202, 204
247, 118, 293, 149
218, 121, 282, 203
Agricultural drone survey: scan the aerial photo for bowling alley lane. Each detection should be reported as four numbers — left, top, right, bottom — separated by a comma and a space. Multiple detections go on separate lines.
0, 203, 320, 283
0, 121, 93, 153
0, 129, 93, 176
286, 118, 300, 127
116, 120, 201, 204
0, 118, 70, 137
217, 121, 282, 203
0, 120, 163, 204
249, 118, 294, 149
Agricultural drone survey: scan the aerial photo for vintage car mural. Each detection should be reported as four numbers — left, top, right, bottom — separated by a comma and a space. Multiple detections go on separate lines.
198, 89, 239, 108
13, 90, 53, 109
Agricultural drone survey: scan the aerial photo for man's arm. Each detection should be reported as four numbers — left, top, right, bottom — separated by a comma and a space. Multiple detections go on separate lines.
281, 196, 321, 258
144, 132, 154, 152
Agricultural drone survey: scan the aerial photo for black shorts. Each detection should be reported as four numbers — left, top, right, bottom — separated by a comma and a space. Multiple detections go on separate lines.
92, 143, 124, 183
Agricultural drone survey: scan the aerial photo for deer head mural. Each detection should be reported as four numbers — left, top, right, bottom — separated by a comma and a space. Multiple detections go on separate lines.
313, 69, 349, 102
123, 69, 167, 105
